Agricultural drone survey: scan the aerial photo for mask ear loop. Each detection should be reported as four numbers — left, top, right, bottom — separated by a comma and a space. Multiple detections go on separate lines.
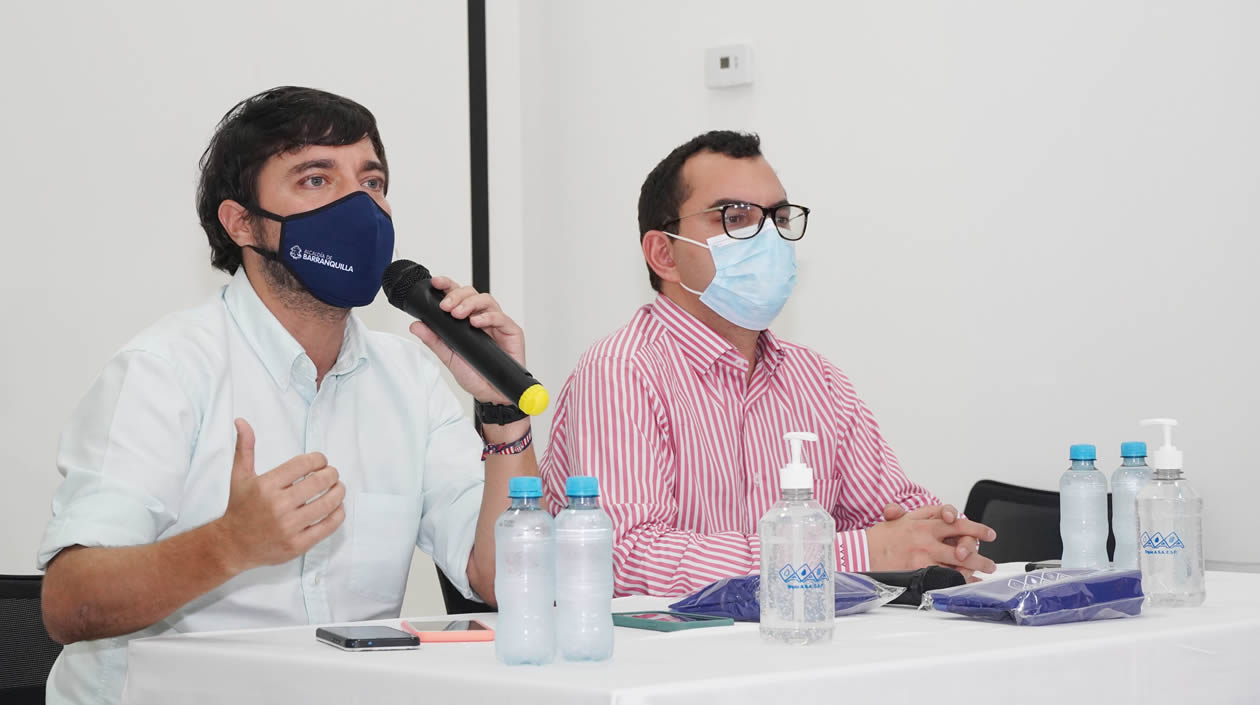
241, 204, 286, 263
660, 230, 712, 296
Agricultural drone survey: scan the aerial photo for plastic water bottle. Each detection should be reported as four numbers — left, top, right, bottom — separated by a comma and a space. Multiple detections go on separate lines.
555, 476, 614, 661
1111, 441, 1152, 570
494, 477, 555, 665
1137, 418, 1205, 607
759, 432, 835, 645
1059, 444, 1109, 569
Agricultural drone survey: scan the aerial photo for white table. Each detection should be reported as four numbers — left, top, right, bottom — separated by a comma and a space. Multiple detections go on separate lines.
122, 568, 1260, 705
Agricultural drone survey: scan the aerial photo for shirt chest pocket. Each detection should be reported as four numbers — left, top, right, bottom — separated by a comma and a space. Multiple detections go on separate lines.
349, 492, 422, 603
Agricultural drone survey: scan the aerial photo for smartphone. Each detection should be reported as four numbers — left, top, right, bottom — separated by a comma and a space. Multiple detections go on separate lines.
611, 611, 735, 632
315, 625, 420, 651
401, 619, 495, 643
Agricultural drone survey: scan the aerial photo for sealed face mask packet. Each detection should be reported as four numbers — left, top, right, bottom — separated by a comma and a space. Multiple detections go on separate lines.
923, 569, 1144, 626
668, 572, 905, 621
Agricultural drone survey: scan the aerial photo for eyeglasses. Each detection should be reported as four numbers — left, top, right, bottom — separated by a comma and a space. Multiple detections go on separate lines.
661, 202, 810, 241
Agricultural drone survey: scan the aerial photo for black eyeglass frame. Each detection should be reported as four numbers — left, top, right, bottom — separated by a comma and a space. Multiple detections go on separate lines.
661, 202, 810, 241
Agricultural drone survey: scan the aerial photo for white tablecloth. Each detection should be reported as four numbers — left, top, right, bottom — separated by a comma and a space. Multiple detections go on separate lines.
122, 568, 1260, 705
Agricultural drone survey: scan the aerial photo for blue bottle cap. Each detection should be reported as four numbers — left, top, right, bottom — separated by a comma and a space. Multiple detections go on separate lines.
565, 476, 600, 497
1120, 441, 1147, 458
508, 476, 543, 498
1069, 444, 1097, 461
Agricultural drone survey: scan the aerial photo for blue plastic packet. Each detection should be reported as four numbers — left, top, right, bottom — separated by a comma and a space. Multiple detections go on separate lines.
923, 568, 1144, 626
668, 572, 904, 621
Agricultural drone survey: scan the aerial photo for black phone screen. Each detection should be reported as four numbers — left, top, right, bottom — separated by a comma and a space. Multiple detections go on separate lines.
316, 625, 418, 647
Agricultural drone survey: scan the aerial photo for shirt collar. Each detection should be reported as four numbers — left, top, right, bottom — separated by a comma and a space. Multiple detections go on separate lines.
651, 294, 785, 375
222, 269, 369, 391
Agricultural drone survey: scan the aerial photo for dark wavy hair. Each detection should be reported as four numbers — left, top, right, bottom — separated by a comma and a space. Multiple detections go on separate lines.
636, 130, 762, 291
196, 86, 389, 274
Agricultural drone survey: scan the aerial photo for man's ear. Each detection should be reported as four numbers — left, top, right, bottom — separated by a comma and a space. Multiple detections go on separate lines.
642, 230, 681, 285
218, 200, 257, 248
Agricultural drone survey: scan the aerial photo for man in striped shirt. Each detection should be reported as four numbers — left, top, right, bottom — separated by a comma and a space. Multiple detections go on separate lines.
539, 131, 997, 597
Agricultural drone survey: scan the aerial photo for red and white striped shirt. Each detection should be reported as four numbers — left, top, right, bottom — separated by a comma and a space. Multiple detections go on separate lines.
540, 295, 940, 597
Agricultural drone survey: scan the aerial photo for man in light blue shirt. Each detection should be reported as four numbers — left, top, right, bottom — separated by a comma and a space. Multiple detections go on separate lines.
37, 86, 539, 705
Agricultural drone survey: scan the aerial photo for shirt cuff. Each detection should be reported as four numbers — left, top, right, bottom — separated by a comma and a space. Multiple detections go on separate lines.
836, 529, 870, 572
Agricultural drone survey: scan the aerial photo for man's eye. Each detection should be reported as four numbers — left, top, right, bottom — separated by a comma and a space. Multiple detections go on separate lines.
305, 176, 327, 187
363, 177, 385, 190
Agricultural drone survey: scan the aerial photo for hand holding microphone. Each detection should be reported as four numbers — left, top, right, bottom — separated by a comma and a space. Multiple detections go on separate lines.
382, 260, 548, 415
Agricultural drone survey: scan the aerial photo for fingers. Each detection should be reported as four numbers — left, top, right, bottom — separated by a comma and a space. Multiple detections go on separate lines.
409, 321, 454, 361
428, 275, 459, 293
262, 452, 329, 488
284, 466, 340, 506
293, 480, 346, 528
940, 504, 959, 523
881, 503, 906, 522
468, 311, 521, 337
442, 290, 502, 320
933, 516, 997, 543
957, 550, 997, 575
294, 504, 347, 554
231, 418, 256, 482
925, 541, 994, 574
952, 535, 981, 563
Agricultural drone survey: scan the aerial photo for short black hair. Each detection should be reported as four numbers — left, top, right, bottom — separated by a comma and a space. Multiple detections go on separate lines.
636, 130, 762, 291
196, 86, 389, 274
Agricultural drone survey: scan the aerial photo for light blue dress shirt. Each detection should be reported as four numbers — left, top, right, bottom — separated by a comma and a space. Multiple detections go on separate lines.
37, 269, 485, 705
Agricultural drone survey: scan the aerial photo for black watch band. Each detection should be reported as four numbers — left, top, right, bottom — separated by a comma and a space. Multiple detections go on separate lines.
475, 400, 528, 425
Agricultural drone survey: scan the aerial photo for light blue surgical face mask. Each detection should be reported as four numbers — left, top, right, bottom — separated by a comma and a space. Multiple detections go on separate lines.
664, 220, 798, 331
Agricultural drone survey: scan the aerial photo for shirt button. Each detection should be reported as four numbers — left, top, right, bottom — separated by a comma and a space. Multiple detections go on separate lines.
313, 575, 322, 586
753, 476, 762, 486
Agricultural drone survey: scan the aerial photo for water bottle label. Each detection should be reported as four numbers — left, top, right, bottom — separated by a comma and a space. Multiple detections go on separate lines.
1140, 531, 1185, 555
777, 563, 828, 590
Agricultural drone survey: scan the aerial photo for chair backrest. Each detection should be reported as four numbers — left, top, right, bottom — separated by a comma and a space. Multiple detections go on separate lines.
436, 567, 495, 615
0, 575, 63, 705
963, 480, 1115, 564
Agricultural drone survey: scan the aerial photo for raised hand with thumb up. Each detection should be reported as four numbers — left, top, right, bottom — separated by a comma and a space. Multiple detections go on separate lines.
216, 418, 347, 572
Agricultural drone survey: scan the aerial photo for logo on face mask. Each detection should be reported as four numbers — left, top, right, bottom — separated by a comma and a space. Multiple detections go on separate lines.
287, 245, 354, 272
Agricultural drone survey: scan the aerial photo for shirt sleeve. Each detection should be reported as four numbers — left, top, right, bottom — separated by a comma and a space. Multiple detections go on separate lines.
414, 363, 485, 602
540, 355, 759, 598
37, 350, 198, 570
825, 359, 940, 571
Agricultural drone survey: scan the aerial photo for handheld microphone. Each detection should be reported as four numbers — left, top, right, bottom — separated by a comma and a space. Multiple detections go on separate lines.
381, 259, 549, 416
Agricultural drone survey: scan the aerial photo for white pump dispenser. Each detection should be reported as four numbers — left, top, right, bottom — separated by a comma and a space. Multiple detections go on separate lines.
1140, 418, 1183, 471
779, 432, 818, 490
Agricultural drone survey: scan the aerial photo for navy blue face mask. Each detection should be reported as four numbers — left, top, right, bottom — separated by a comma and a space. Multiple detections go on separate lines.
246, 191, 395, 309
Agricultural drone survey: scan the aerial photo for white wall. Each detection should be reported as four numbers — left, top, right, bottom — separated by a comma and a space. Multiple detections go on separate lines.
507, 0, 1260, 562
0, 0, 477, 615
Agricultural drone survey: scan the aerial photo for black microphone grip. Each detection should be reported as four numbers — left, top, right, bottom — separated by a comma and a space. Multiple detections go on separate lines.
382, 260, 548, 415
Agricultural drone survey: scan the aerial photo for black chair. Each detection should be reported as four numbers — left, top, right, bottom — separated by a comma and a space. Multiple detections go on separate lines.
963, 480, 1115, 564
436, 568, 495, 615
0, 575, 63, 705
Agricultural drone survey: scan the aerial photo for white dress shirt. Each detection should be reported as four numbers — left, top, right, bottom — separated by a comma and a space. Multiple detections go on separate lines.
37, 269, 485, 705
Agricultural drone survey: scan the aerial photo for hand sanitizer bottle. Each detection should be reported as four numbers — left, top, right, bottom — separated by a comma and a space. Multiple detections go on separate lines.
759, 432, 835, 645
1136, 418, 1205, 606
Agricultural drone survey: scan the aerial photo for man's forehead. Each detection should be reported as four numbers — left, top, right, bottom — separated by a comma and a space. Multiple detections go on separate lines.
679, 151, 785, 206
271, 139, 381, 166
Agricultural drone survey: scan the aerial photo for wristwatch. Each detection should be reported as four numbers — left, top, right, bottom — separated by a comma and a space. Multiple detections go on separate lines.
475, 400, 528, 425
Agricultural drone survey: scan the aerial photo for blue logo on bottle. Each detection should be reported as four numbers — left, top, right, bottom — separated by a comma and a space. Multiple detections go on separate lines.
1140, 531, 1184, 555
778, 563, 827, 590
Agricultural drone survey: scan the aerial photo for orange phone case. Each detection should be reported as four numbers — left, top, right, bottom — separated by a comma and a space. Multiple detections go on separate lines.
401, 619, 495, 643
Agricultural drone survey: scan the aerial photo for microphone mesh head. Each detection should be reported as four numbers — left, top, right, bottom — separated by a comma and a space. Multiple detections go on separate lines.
382, 259, 431, 308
